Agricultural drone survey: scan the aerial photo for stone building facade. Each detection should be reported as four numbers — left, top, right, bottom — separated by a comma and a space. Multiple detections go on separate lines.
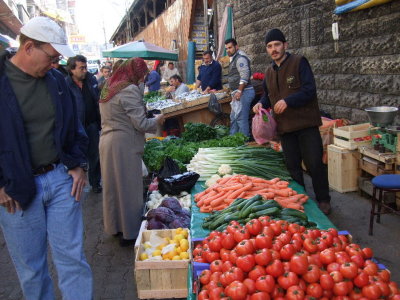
216, 0, 400, 124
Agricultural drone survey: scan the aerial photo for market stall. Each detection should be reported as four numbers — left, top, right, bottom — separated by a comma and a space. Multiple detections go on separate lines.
134, 112, 400, 299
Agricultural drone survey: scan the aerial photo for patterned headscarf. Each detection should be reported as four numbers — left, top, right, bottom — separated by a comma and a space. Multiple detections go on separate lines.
99, 57, 148, 103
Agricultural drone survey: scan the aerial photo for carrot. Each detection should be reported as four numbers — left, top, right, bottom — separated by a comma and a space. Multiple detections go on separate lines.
197, 199, 204, 207
276, 181, 289, 187
222, 183, 244, 191
210, 196, 226, 207
269, 178, 281, 184
216, 176, 232, 185
203, 191, 226, 205
228, 183, 253, 199
285, 203, 303, 210
200, 206, 212, 213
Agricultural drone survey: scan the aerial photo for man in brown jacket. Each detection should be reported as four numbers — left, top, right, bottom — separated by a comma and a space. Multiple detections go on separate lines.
253, 29, 331, 214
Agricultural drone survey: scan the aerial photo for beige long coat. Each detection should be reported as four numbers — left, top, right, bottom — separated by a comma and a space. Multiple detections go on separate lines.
99, 84, 157, 239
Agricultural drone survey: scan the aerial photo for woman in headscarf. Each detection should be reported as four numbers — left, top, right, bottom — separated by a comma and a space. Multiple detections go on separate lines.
99, 58, 164, 246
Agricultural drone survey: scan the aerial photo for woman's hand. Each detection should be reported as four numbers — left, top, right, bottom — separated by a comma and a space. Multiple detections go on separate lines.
154, 114, 165, 125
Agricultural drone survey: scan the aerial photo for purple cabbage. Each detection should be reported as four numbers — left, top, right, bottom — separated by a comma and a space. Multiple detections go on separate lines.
147, 218, 169, 230
160, 197, 182, 214
153, 207, 176, 224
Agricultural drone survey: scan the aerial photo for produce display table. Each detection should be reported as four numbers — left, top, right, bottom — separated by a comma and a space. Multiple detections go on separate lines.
164, 96, 231, 130
186, 180, 335, 300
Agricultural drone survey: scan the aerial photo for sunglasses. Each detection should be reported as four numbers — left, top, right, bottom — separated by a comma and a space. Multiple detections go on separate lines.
37, 46, 63, 64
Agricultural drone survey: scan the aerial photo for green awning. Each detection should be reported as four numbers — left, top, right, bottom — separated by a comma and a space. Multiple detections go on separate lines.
102, 40, 178, 61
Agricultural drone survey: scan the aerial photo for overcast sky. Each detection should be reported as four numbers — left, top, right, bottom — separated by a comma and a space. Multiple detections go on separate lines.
75, 0, 134, 43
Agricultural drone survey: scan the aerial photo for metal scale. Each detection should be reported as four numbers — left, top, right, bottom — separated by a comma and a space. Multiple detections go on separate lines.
365, 106, 399, 153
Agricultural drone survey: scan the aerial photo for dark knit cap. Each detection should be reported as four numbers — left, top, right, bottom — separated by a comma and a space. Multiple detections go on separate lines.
265, 28, 286, 44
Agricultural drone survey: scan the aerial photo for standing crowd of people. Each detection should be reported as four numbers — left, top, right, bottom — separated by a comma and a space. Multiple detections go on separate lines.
0, 16, 330, 299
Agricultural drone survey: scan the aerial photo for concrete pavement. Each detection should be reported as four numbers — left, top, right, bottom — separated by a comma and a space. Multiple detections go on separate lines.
1, 174, 399, 299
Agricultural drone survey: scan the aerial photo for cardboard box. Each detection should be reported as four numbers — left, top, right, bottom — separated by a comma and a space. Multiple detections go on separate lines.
328, 144, 360, 192
135, 229, 191, 299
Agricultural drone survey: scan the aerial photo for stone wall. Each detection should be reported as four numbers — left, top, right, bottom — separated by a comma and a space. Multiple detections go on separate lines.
216, 0, 400, 124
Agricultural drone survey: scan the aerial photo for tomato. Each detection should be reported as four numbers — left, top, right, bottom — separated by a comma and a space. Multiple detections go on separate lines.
225, 280, 247, 300
320, 248, 336, 265
391, 295, 400, 300
283, 261, 291, 272
330, 271, 344, 283
194, 256, 207, 263
246, 219, 262, 236
219, 273, 229, 287
276, 220, 289, 231
354, 271, 369, 288
209, 236, 223, 252
289, 253, 309, 275
361, 247, 373, 259
298, 278, 307, 291
210, 260, 223, 273
340, 262, 358, 279
270, 249, 281, 260
307, 283, 323, 298
266, 259, 284, 277
338, 234, 349, 244
389, 281, 399, 296
277, 231, 292, 245
236, 239, 255, 256
362, 284, 382, 299
221, 232, 236, 250
315, 238, 328, 252
198, 289, 209, 300
229, 250, 239, 264
349, 288, 364, 299
269, 222, 282, 236
335, 251, 351, 264
250, 291, 270, 300
350, 254, 365, 268
277, 271, 299, 289
227, 267, 244, 282
271, 239, 284, 252
194, 245, 203, 256
322, 289, 334, 299
377, 269, 391, 282
363, 261, 378, 276
375, 281, 391, 297
237, 254, 255, 272
255, 275, 275, 293
291, 239, 303, 251
321, 232, 334, 247
333, 281, 350, 296
209, 231, 222, 238
205, 251, 220, 263
286, 285, 305, 300
280, 244, 296, 261
234, 229, 251, 243
200, 269, 211, 285
210, 271, 222, 284
320, 273, 335, 290
254, 234, 272, 250
238, 278, 254, 295
262, 226, 275, 237
272, 285, 285, 298
303, 264, 321, 283
254, 248, 272, 266
326, 228, 339, 237
248, 265, 266, 281
308, 253, 322, 268
222, 260, 234, 272
332, 242, 344, 252
288, 223, 302, 234
327, 262, 341, 272
208, 286, 225, 300
303, 238, 318, 253
227, 224, 240, 235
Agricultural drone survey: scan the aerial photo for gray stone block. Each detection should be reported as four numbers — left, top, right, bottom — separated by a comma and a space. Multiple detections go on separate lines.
392, 75, 400, 96
320, 104, 335, 116
381, 94, 400, 107
370, 76, 393, 94
351, 109, 370, 124
341, 91, 361, 108
326, 89, 344, 105
316, 74, 335, 90
335, 106, 352, 119
359, 93, 381, 109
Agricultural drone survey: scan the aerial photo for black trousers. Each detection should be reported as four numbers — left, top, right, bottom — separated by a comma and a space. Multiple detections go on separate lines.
85, 122, 101, 188
280, 126, 330, 203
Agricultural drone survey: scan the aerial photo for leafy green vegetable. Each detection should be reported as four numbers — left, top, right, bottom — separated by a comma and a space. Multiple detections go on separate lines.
214, 125, 230, 139
143, 91, 166, 103
181, 123, 217, 142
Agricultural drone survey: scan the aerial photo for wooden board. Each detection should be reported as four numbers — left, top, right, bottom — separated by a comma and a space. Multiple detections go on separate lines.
358, 146, 397, 164
327, 144, 360, 193
333, 123, 372, 139
164, 96, 231, 118
333, 137, 372, 150
359, 157, 394, 177
135, 229, 191, 299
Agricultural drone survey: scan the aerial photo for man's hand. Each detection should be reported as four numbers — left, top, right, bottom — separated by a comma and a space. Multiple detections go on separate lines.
0, 187, 21, 213
233, 90, 242, 101
253, 103, 263, 114
203, 87, 211, 94
274, 99, 288, 114
155, 114, 165, 125
68, 167, 87, 201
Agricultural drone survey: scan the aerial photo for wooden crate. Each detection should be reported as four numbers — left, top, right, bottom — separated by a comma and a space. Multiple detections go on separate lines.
359, 157, 394, 177
328, 144, 360, 192
333, 123, 372, 150
359, 146, 397, 165
135, 229, 191, 299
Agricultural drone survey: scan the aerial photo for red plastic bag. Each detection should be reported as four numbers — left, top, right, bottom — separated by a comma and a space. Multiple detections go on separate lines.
252, 108, 277, 144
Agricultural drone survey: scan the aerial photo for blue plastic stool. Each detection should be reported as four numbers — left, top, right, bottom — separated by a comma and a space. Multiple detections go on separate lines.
369, 174, 400, 235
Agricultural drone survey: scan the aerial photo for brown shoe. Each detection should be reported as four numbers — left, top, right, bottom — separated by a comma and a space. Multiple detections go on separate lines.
319, 202, 332, 215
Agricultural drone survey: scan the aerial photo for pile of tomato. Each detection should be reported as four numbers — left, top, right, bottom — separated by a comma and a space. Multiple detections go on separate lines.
193, 216, 399, 300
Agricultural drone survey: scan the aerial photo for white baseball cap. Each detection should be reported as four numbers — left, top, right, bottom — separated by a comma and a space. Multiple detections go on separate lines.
20, 17, 75, 58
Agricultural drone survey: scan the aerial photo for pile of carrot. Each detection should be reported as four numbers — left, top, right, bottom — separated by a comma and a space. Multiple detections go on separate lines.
194, 174, 308, 213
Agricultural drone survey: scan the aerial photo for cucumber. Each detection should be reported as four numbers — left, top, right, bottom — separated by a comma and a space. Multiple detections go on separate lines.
240, 200, 263, 219
279, 216, 301, 223
250, 201, 281, 213
254, 207, 281, 217
215, 223, 228, 232
280, 208, 308, 221
239, 195, 263, 212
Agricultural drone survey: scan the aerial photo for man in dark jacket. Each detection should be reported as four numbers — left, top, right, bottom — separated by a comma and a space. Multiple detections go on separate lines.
253, 29, 331, 214
67, 55, 102, 193
0, 17, 93, 299
196, 50, 222, 93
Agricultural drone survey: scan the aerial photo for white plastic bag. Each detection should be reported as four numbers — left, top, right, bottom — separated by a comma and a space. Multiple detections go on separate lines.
142, 159, 148, 177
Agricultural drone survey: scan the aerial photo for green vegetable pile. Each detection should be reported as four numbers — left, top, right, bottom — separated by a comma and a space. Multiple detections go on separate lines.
143, 132, 247, 173
181, 123, 229, 142
202, 195, 317, 232
143, 91, 166, 103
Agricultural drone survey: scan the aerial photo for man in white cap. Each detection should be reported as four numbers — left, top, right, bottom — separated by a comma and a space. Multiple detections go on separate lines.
0, 17, 93, 299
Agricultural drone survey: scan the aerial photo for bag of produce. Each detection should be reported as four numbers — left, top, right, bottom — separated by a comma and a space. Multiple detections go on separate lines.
208, 93, 222, 114
252, 108, 277, 144
158, 171, 200, 195
158, 156, 181, 178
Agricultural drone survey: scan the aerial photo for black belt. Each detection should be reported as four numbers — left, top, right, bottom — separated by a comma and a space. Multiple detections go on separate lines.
32, 161, 60, 176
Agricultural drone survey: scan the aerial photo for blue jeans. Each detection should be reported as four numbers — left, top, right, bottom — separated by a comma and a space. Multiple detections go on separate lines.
0, 164, 93, 300
230, 87, 255, 137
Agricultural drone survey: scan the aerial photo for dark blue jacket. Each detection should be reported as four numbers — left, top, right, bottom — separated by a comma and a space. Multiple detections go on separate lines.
0, 50, 88, 210
66, 72, 101, 129
145, 70, 161, 91
197, 60, 222, 91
